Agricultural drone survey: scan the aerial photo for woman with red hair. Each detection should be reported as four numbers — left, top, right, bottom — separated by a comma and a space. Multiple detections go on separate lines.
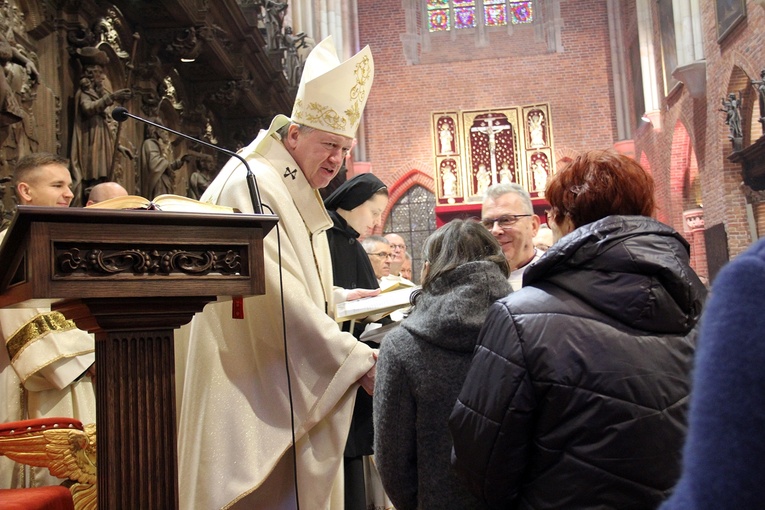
450, 150, 707, 509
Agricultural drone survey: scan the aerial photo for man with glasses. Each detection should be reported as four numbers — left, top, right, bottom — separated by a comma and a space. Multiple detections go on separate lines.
481, 183, 541, 290
384, 233, 407, 277
400, 252, 413, 282
382, 233, 415, 290
363, 235, 393, 281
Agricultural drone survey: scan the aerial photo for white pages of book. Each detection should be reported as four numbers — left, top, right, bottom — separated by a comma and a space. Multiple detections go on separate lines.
335, 286, 419, 322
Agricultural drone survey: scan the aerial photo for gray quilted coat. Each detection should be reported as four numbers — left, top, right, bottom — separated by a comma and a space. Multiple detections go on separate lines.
374, 260, 512, 510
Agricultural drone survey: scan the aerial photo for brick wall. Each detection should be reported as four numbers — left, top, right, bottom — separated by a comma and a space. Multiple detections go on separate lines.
634, 1, 765, 266
357, 0, 617, 192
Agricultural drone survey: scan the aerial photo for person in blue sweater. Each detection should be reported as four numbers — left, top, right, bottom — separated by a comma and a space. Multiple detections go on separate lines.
661, 237, 765, 510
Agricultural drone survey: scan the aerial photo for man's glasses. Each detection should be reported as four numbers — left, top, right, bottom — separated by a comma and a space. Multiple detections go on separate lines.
481, 214, 532, 230
389, 243, 406, 251
367, 252, 394, 260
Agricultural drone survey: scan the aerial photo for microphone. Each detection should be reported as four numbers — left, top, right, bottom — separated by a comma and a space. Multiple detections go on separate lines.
111, 106, 263, 214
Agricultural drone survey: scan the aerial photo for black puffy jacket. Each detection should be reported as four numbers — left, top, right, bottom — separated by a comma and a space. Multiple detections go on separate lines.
449, 216, 707, 510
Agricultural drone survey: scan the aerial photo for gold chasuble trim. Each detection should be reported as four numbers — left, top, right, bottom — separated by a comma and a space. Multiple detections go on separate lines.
6, 312, 78, 361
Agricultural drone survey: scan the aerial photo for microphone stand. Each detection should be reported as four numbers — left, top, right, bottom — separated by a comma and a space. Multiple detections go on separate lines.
112, 106, 263, 214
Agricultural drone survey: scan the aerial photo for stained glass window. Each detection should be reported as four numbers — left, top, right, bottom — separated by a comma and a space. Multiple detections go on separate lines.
383, 185, 436, 284
427, 0, 450, 31
428, 9, 450, 31
484, 0, 507, 27
427, 1, 533, 32
509, 2, 533, 24
454, 5, 476, 29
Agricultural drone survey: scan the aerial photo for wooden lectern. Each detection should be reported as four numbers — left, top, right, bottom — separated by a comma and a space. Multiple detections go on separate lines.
0, 206, 278, 509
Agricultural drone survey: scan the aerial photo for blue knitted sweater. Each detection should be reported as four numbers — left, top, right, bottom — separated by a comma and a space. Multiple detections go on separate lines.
661, 238, 765, 509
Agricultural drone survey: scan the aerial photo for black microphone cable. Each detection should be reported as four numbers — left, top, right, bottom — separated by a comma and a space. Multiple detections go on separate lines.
261, 201, 301, 510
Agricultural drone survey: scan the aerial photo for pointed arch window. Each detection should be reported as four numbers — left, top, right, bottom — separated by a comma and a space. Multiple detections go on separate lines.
427, 0, 534, 32
383, 185, 436, 284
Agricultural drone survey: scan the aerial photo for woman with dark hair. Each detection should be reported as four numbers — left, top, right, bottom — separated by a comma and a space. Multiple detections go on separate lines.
323, 173, 389, 510
374, 219, 511, 510
450, 150, 707, 509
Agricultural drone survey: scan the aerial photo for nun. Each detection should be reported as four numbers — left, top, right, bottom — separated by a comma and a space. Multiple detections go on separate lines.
323, 172, 389, 510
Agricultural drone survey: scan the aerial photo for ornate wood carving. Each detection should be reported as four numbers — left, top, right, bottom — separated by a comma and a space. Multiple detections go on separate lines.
56, 245, 244, 275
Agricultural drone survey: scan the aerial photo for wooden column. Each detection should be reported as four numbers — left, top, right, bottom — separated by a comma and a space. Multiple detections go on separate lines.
58, 297, 212, 510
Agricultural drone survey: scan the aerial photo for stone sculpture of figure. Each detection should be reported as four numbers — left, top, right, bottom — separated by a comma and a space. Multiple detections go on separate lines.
69, 47, 132, 204
4, 55, 39, 161
141, 121, 189, 199
283, 27, 308, 88
499, 162, 514, 184
0, 174, 10, 230
0, 31, 37, 127
752, 70, 765, 129
439, 123, 453, 154
296, 33, 316, 65
721, 92, 743, 142
476, 164, 491, 196
265, 0, 288, 52
532, 159, 548, 190
442, 166, 457, 197
189, 154, 215, 200
529, 112, 545, 147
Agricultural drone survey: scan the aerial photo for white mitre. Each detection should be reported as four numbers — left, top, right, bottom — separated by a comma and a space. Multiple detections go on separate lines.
291, 36, 374, 139
202, 37, 374, 205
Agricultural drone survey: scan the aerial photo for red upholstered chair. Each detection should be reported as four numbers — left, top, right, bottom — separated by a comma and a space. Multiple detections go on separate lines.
0, 486, 75, 510
0, 417, 96, 510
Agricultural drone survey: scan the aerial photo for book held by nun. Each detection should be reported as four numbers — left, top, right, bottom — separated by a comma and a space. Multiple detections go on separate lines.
335, 285, 419, 322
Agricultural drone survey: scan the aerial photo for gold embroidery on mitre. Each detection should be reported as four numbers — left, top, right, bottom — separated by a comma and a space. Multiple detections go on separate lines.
346, 55, 372, 128
293, 98, 304, 121
304, 102, 347, 131
345, 102, 361, 127
6, 312, 78, 361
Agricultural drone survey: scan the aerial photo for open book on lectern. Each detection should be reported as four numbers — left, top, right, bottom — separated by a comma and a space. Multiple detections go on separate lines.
335, 285, 419, 323
86, 194, 238, 213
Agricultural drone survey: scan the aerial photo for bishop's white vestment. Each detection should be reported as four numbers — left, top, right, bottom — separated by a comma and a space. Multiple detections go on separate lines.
177, 117, 375, 509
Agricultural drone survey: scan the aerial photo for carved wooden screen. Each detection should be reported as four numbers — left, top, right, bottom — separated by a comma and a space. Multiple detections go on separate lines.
432, 103, 554, 207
